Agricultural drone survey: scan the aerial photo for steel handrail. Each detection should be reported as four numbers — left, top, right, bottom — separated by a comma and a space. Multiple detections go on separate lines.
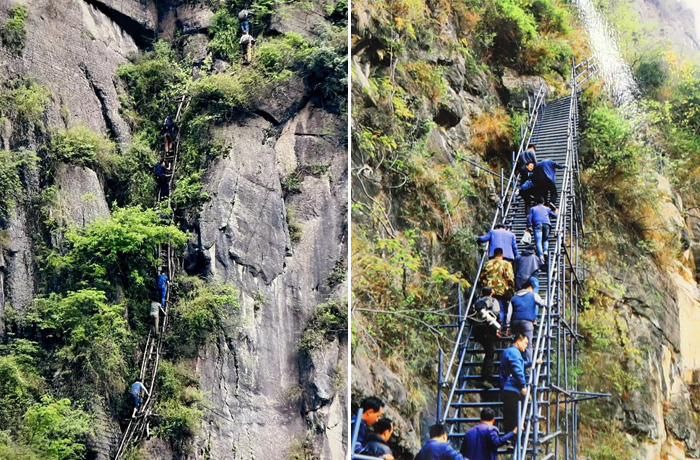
514, 55, 595, 459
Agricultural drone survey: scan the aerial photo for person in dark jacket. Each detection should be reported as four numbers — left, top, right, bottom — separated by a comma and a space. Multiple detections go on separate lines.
527, 197, 558, 264
471, 287, 501, 388
508, 280, 547, 361
515, 245, 541, 293
518, 144, 537, 178
415, 423, 467, 460
519, 162, 537, 216
162, 116, 175, 153
154, 159, 170, 199
477, 224, 519, 261
351, 397, 385, 453
460, 408, 516, 460
157, 269, 169, 307
531, 159, 567, 207
362, 418, 394, 459
499, 333, 535, 434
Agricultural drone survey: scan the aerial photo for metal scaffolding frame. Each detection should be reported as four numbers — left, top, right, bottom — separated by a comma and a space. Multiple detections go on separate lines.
437, 57, 607, 460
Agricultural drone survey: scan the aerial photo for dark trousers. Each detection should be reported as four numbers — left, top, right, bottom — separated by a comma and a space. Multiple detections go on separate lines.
158, 178, 169, 199
494, 295, 510, 330
510, 319, 534, 362
502, 390, 524, 433
536, 181, 558, 207
472, 325, 497, 381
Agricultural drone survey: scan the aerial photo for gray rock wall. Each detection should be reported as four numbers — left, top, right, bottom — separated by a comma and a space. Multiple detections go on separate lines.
0, 0, 347, 458
191, 98, 348, 459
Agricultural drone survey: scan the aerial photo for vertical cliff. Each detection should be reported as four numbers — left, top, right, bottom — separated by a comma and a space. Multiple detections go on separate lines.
0, 0, 347, 459
351, 0, 700, 459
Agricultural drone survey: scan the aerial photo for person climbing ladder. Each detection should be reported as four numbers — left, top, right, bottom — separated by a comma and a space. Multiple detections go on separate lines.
238, 7, 256, 64
157, 269, 169, 307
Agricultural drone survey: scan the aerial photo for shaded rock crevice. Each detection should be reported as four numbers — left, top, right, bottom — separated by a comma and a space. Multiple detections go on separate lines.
81, 0, 155, 48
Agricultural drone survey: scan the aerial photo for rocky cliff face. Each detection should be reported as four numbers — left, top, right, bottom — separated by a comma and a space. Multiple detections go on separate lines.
0, 0, 347, 458
351, 1, 700, 459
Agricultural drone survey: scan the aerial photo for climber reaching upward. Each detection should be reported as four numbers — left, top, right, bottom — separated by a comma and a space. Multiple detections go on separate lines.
154, 159, 170, 199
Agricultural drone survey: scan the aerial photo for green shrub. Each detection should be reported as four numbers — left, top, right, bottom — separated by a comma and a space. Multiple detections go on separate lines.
31, 290, 130, 396
479, 0, 538, 67
113, 134, 158, 208
0, 355, 43, 433
167, 277, 238, 357
286, 205, 303, 243
116, 40, 187, 142
634, 58, 667, 97
44, 206, 187, 296
208, 8, 242, 62
170, 172, 210, 210
154, 361, 204, 444
1, 6, 28, 55
0, 150, 23, 221
298, 300, 347, 351
48, 126, 117, 172
20, 397, 91, 460
0, 79, 52, 132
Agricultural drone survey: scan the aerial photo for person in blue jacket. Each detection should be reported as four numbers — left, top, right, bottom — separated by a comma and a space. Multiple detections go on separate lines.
514, 245, 540, 293
508, 280, 547, 361
157, 269, 169, 307
500, 334, 541, 433
460, 408, 516, 460
531, 159, 567, 207
351, 397, 385, 454
519, 144, 537, 174
526, 198, 558, 264
477, 224, 519, 261
414, 423, 467, 460
130, 380, 149, 417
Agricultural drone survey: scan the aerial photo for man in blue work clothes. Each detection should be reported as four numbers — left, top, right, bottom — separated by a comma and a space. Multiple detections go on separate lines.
531, 158, 567, 207
526, 197, 558, 264
477, 224, 519, 262
414, 424, 467, 460
509, 280, 548, 361
157, 269, 169, 307
130, 380, 149, 417
500, 334, 541, 433
351, 396, 385, 454
460, 408, 516, 460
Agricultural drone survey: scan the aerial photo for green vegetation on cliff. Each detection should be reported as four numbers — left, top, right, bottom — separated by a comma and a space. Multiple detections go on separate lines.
1, 0, 347, 456
352, 0, 587, 412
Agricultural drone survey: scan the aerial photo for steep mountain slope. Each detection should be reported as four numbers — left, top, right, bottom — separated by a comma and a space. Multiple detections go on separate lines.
0, 1, 347, 459
351, 1, 700, 459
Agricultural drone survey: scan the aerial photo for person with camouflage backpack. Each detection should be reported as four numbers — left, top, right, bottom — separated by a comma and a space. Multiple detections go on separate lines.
478, 247, 514, 333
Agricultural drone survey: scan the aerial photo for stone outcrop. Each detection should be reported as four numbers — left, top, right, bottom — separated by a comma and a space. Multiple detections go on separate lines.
54, 163, 110, 227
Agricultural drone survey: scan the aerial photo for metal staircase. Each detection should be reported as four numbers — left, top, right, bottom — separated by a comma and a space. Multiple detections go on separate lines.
437, 57, 605, 460
112, 93, 189, 460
